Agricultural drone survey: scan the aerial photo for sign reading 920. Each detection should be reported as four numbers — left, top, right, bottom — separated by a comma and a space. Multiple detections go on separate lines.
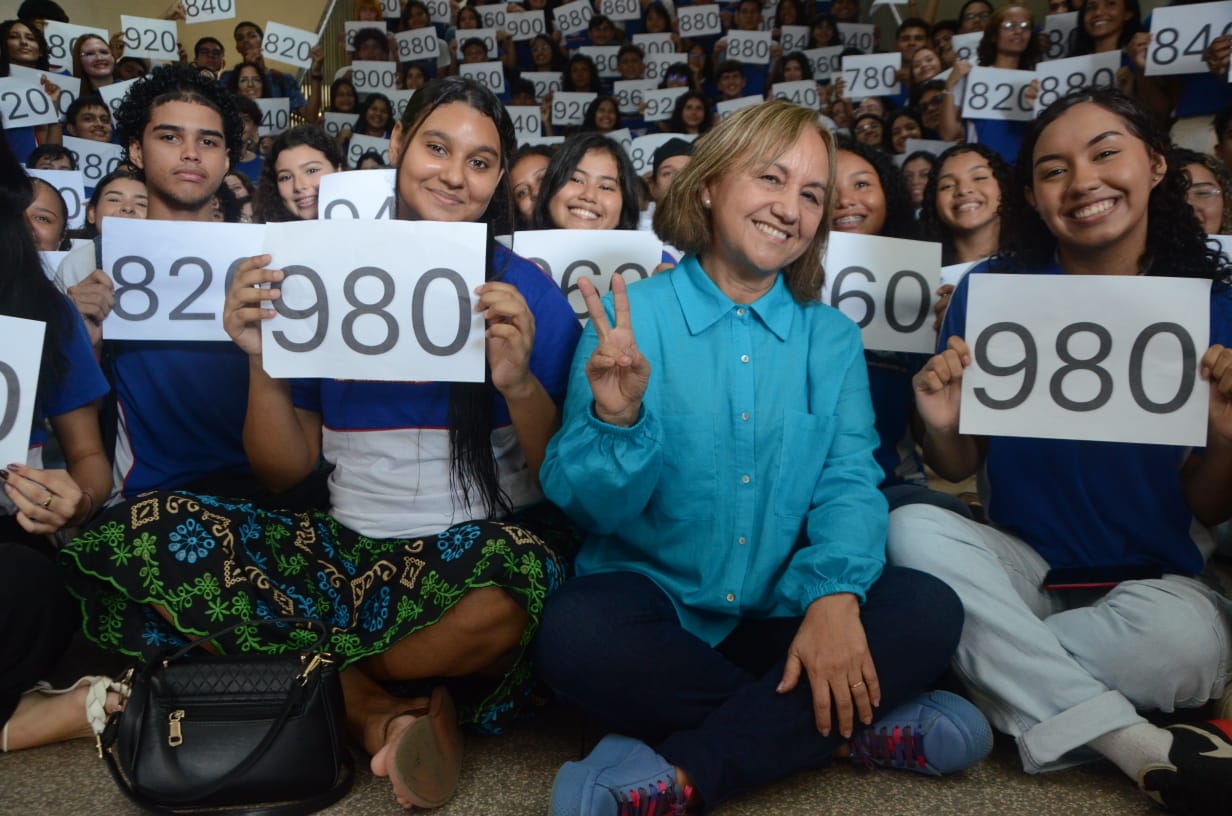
260, 219, 487, 382
959, 274, 1212, 447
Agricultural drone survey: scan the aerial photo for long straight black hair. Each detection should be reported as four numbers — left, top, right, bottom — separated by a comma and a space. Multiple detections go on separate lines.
395, 76, 518, 516
1, 136, 73, 399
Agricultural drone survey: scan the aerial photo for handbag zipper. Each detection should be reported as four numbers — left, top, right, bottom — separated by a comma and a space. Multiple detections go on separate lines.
168, 710, 184, 747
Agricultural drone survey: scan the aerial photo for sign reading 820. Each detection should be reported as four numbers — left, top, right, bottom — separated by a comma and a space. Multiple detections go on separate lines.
959, 273, 1212, 447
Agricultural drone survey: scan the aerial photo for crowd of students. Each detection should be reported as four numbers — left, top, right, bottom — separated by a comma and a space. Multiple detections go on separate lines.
3, 0, 1232, 814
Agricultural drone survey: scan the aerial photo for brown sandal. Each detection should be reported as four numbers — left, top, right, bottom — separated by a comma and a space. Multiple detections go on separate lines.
390, 686, 463, 808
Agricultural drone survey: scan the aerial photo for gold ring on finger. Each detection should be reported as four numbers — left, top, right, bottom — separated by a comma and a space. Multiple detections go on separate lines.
41, 495, 54, 509
850, 680, 865, 690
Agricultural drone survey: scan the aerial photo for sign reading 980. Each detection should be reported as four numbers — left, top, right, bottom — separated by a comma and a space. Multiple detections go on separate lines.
260, 219, 487, 382
959, 274, 1212, 447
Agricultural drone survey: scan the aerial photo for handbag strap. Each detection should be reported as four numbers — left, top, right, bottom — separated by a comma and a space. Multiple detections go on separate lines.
102, 740, 354, 816
155, 617, 331, 668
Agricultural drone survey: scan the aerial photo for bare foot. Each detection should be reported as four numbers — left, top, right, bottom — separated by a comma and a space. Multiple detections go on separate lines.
3, 683, 124, 752
371, 712, 426, 810
367, 688, 463, 811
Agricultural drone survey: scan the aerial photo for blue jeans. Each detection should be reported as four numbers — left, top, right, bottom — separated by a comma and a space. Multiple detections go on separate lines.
534, 566, 963, 809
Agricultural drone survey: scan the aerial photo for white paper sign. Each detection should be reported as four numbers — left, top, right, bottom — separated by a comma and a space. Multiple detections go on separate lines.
0, 77, 60, 129
352, 60, 399, 94
552, 91, 597, 126
841, 53, 901, 100
0, 316, 45, 469
425, 0, 452, 24
253, 98, 290, 136
837, 22, 875, 53
454, 27, 499, 58
524, 71, 562, 101
476, 3, 510, 29
184, 0, 237, 24
346, 134, 391, 169
805, 45, 843, 81
640, 86, 688, 122
771, 79, 820, 109
319, 168, 397, 220
962, 67, 1035, 122
608, 127, 633, 156
643, 54, 681, 82
98, 77, 140, 118
632, 33, 676, 55
951, 32, 982, 65
388, 88, 416, 120
323, 111, 355, 140
715, 94, 763, 120
260, 220, 487, 381
9, 65, 80, 118
821, 232, 942, 354
678, 5, 723, 38
579, 45, 622, 78
102, 219, 266, 341
120, 16, 178, 60
508, 229, 662, 320
262, 21, 318, 69
61, 136, 124, 188
780, 25, 810, 54
939, 259, 983, 288
395, 28, 439, 61
601, 0, 642, 22
507, 104, 543, 138
627, 132, 697, 175
506, 10, 547, 40
1042, 12, 1079, 61
902, 137, 957, 157
1147, 1, 1232, 76
460, 61, 506, 94
38, 250, 71, 281
1034, 52, 1119, 114
554, 0, 595, 35
960, 274, 1211, 446
27, 169, 86, 230
614, 78, 659, 114
382, 0, 401, 15
43, 22, 108, 70
519, 134, 566, 148
726, 30, 774, 65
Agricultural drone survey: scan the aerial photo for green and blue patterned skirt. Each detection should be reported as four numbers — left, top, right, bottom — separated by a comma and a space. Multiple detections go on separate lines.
60, 491, 575, 733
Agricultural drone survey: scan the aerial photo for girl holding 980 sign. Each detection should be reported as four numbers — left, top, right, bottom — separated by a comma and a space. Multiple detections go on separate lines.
891, 88, 1232, 815
86, 77, 581, 810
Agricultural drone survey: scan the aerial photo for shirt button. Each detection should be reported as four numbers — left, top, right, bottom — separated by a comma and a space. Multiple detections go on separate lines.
740, 354, 750, 363
725, 593, 735, 603
740, 474, 750, 484
737, 536, 747, 545
736, 308, 746, 316
741, 411, 750, 421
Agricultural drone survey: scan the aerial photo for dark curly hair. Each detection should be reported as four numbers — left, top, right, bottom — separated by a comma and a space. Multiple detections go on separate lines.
224, 61, 272, 99
114, 63, 245, 166
667, 90, 712, 134
561, 53, 602, 93
254, 125, 344, 223
919, 143, 1013, 264
835, 136, 918, 239
1006, 87, 1226, 281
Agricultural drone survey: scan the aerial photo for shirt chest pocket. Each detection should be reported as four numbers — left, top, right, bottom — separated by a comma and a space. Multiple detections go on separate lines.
650, 413, 718, 520
774, 410, 836, 519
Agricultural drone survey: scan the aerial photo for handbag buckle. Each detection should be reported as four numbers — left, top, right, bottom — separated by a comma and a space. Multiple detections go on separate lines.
168, 709, 185, 747
296, 653, 334, 686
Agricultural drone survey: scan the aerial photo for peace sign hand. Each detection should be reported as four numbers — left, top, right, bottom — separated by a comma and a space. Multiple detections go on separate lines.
580, 275, 650, 427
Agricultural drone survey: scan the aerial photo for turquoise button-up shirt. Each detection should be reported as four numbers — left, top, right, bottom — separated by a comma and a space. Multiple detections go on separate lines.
541, 255, 888, 646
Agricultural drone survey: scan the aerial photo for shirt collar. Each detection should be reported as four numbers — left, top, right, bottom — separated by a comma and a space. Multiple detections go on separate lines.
672, 255, 796, 341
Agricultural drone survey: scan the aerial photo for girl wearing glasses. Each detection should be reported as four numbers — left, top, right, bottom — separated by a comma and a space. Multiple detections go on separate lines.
937, 5, 1040, 162
956, 0, 993, 34
1178, 148, 1232, 235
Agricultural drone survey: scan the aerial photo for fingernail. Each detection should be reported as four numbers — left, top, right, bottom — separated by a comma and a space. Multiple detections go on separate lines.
0, 470, 7, 481
776, 682, 785, 692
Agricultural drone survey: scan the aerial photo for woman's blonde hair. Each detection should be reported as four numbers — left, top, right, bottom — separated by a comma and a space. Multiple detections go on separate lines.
653, 100, 836, 302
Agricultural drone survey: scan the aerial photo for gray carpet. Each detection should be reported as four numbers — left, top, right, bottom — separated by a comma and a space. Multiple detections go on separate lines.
0, 686, 1162, 816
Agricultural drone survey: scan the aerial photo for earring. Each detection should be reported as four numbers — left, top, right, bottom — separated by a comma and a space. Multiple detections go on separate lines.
703, 198, 711, 207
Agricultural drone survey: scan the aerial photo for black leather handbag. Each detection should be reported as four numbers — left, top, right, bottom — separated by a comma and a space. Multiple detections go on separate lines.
100, 617, 354, 816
